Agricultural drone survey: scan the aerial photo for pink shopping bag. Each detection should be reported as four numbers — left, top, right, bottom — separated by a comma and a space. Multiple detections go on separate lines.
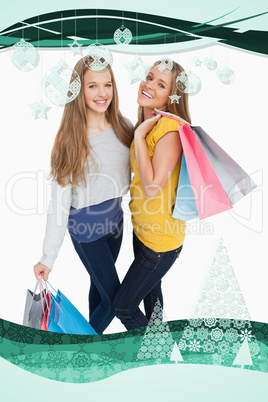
179, 124, 233, 219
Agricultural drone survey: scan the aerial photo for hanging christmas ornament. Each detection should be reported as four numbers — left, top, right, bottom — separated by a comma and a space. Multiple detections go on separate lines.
176, 69, 202, 96
169, 93, 181, 104
10, 38, 40, 72
204, 57, 218, 71
114, 25, 132, 45
42, 60, 81, 107
192, 57, 202, 67
83, 43, 113, 71
68, 39, 83, 56
124, 55, 150, 85
157, 58, 173, 74
216, 66, 235, 85
29, 99, 51, 119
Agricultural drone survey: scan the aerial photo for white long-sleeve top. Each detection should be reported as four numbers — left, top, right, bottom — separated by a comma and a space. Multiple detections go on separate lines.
39, 126, 131, 270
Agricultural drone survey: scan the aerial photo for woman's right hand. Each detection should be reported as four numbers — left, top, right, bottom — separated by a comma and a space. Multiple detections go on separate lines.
134, 113, 161, 140
34, 262, 51, 281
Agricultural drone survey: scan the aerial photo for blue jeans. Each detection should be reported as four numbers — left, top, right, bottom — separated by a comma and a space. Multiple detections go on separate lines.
71, 218, 123, 334
113, 232, 182, 330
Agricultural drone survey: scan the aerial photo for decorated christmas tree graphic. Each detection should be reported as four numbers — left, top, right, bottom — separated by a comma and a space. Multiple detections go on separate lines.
177, 238, 261, 367
192, 237, 250, 320
136, 299, 175, 364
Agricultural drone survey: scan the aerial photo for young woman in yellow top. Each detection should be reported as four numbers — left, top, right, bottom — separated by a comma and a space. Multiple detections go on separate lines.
113, 60, 191, 330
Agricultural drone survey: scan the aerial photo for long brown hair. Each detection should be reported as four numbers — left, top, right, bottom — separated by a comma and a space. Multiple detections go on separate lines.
49, 58, 133, 188
136, 60, 192, 127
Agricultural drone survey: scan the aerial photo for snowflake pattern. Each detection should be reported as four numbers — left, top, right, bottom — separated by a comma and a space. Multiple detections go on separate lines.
218, 319, 232, 329
240, 329, 254, 342
211, 328, 224, 342
225, 328, 239, 343
203, 340, 216, 353
189, 339, 201, 352
71, 351, 92, 372
189, 318, 203, 328
196, 327, 209, 342
7, 324, 36, 346
46, 351, 69, 373
182, 326, 194, 340
204, 318, 217, 328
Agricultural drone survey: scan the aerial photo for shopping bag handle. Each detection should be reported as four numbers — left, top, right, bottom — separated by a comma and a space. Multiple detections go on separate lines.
39, 277, 49, 315
155, 109, 190, 126
42, 280, 64, 314
27, 277, 47, 320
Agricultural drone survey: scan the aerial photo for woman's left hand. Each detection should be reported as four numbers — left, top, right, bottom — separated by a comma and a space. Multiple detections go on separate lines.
134, 113, 161, 140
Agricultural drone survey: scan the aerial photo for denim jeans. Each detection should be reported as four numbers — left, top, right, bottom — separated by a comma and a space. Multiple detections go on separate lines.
70, 218, 123, 334
113, 232, 182, 330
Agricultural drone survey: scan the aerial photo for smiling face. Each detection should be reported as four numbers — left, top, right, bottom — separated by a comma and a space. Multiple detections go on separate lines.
137, 66, 173, 114
83, 68, 113, 116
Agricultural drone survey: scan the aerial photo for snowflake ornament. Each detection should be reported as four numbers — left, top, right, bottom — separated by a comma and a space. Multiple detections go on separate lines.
68, 40, 83, 56
29, 99, 51, 119
83, 44, 113, 71
10, 38, 39, 72
169, 93, 181, 104
176, 69, 202, 96
217, 66, 235, 85
43, 60, 81, 106
157, 58, 173, 74
124, 55, 150, 85
192, 57, 202, 67
114, 26, 132, 45
204, 57, 217, 70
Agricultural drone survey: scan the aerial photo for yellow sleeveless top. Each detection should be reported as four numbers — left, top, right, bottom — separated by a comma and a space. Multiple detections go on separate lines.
129, 116, 186, 252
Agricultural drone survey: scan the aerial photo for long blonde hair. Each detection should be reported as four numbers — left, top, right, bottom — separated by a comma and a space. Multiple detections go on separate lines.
49, 58, 133, 188
136, 60, 192, 127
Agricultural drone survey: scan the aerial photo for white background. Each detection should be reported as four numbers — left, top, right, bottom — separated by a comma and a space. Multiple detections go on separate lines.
0, 43, 267, 333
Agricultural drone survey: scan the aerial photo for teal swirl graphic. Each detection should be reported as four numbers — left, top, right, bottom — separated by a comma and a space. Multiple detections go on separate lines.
0, 8, 267, 55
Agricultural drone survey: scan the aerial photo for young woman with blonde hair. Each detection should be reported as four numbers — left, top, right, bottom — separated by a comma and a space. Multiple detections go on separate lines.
34, 57, 133, 334
113, 60, 191, 330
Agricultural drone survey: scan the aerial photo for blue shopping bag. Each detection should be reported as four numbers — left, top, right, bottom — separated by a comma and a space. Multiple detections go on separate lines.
172, 153, 199, 221
47, 288, 97, 335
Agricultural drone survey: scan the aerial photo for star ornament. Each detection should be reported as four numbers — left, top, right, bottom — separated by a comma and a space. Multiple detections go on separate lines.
169, 94, 181, 104
29, 100, 51, 120
124, 55, 150, 85
192, 57, 202, 67
68, 40, 83, 56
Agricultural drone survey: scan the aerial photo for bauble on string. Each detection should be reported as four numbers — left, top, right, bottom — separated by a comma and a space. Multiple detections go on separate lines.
10, 38, 40, 72
114, 26, 132, 45
83, 43, 113, 71
204, 57, 218, 71
176, 69, 202, 96
217, 66, 235, 85
157, 58, 173, 74
42, 60, 81, 106
68, 40, 83, 56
